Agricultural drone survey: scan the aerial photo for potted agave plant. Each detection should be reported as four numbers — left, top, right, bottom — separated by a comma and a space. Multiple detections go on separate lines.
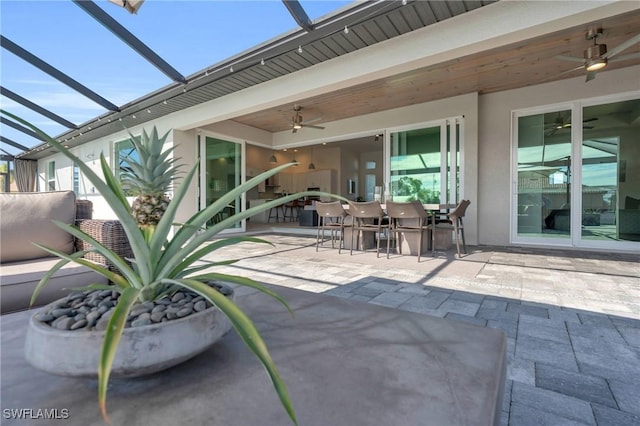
3, 110, 329, 425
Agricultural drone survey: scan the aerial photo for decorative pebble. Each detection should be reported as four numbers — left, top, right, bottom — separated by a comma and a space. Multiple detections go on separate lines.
171, 292, 185, 303
131, 317, 152, 327
51, 308, 73, 318
176, 307, 193, 318
150, 311, 165, 322
37, 283, 231, 332
37, 314, 55, 323
194, 301, 207, 312
151, 305, 166, 313
70, 319, 88, 330
52, 317, 74, 330
86, 311, 100, 326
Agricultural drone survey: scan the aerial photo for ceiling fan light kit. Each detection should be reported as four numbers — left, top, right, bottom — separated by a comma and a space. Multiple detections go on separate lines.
584, 43, 607, 72
555, 27, 640, 82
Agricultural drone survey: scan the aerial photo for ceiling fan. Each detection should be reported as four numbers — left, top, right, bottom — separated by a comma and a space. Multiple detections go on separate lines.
544, 112, 597, 136
555, 28, 640, 82
290, 105, 324, 133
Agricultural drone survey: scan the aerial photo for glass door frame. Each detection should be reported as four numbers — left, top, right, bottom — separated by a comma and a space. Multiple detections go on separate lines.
384, 116, 464, 205
511, 91, 640, 251
198, 129, 246, 234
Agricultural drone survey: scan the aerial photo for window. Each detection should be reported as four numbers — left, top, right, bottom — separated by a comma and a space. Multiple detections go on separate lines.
73, 163, 80, 195
390, 127, 441, 203
115, 136, 140, 195
47, 161, 56, 191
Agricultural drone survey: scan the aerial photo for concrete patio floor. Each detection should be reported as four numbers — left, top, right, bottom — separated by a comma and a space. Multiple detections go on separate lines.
206, 233, 640, 426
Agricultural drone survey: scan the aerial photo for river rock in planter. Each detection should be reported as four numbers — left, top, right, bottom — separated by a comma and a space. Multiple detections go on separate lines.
24, 284, 234, 378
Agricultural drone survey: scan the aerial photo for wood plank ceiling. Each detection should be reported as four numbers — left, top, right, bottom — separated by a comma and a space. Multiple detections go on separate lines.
232, 9, 640, 133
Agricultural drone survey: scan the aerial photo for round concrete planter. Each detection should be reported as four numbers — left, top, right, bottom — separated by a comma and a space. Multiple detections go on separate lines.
24, 288, 234, 378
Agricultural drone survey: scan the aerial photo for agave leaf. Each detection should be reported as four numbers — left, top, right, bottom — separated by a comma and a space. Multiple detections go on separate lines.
162, 278, 297, 426
164, 163, 299, 262
30, 251, 85, 307
32, 243, 130, 292
167, 236, 272, 278
176, 259, 239, 278
160, 191, 342, 278
99, 154, 131, 213
98, 287, 141, 422
189, 272, 293, 316
65, 283, 122, 292
51, 220, 141, 287
148, 162, 199, 266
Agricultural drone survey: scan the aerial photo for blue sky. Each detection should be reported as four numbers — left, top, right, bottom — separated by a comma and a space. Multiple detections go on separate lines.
0, 0, 353, 155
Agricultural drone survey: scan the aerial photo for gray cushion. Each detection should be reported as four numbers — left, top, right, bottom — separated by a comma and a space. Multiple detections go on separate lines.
0, 191, 76, 263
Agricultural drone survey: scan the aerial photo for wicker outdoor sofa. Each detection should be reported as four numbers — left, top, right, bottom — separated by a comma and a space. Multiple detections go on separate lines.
0, 191, 132, 313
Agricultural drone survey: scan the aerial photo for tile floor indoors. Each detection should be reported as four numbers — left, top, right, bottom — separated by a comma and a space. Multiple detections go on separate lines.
202, 232, 640, 426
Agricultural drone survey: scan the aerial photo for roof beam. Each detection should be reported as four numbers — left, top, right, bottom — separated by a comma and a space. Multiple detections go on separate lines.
1, 153, 15, 162
1, 87, 79, 130
73, 0, 187, 84
0, 117, 44, 143
282, 0, 313, 32
0, 135, 31, 152
1, 36, 121, 112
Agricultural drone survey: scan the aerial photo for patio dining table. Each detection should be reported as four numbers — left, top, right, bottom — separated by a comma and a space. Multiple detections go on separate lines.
342, 203, 458, 253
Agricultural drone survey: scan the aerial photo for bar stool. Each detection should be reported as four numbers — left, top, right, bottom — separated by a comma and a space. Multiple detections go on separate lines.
267, 204, 284, 223
283, 200, 301, 222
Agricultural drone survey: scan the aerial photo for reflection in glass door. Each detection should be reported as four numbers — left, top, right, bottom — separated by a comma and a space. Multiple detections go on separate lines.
581, 99, 640, 243
388, 118, 461, 204
199, 134, 244, 232
516, 110, 572, 239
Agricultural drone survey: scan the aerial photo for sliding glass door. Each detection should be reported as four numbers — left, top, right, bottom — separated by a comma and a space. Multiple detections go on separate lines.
199, 132, 245, 233
388, 118, 462, 204
515, 109, 572, 239
513, 95, 640, 249
581, 99, 640, 245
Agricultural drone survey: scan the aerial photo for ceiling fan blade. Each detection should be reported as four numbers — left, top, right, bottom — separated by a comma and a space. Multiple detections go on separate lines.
585, 71, 597, 82
302, 116, 323, 125
303, 124, 325, 130
583, 117, 598, 123
555, 54, 584, 63
603, 33, 640, 59
610, 52, 640, 62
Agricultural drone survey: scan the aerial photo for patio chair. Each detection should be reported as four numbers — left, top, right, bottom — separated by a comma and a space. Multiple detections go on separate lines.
315, 201, 350, 253
347, 201, 389, 257
432, 199, 471, 257
385, 200, 431, 262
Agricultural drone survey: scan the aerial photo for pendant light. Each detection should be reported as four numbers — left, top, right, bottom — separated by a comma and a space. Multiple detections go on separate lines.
269, 151, 277, 164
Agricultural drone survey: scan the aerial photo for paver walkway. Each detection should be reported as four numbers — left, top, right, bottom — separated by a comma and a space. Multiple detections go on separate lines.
204, 234, 640, 426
